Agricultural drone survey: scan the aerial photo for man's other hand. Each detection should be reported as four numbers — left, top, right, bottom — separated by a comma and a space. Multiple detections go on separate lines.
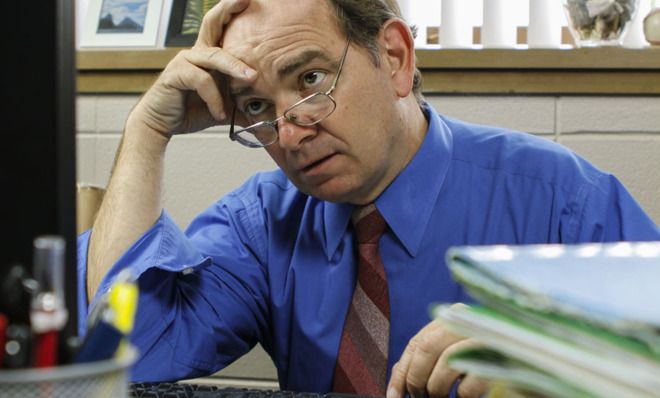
387, 304, 488, 398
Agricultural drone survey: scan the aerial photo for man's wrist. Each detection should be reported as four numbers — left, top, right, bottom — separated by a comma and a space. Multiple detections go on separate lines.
123, 114, 171, 153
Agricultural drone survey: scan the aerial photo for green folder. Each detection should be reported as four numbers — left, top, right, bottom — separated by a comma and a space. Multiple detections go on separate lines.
434, 241, 660, 398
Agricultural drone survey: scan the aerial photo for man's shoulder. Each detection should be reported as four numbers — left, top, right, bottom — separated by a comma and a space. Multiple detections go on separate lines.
228, 169, 296, 199
442, 115, 564, 159
221, 169, 312, 213
243, 168, 295, 191
441, 115, 603, 187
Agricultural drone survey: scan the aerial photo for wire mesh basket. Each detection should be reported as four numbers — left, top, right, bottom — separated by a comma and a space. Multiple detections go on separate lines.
0, 347, 136, 398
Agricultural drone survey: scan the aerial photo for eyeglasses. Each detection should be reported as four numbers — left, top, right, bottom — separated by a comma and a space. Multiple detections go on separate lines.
229, 39, 351, 148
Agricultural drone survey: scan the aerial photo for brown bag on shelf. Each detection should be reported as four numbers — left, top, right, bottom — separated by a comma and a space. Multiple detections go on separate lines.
76, 183, 105, 235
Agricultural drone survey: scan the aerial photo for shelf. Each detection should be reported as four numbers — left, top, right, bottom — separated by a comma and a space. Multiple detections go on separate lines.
76, 47, 660, 95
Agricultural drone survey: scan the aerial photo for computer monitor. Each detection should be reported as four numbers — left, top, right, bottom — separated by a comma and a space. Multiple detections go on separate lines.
0, 0, 78, 361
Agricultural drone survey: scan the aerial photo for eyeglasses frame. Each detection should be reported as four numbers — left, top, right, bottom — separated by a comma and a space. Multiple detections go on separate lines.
229, 38, 352, 148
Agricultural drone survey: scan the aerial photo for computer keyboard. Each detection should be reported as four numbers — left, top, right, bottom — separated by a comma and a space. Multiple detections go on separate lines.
128, 383, 383, 398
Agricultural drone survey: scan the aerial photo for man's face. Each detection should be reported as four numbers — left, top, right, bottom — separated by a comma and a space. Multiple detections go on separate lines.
223, 0, 410, 204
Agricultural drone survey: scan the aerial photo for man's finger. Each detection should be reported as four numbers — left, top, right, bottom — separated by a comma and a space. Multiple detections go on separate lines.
405, 326, 464, 398
456, 375, 489, 398
156, 53, 227, 124
386, 338, 417, 398
186, 64, 226, 122
196, 0, 250, 48
426, 338, 484, 398
387, 320, 446, 398
183, 47, 256, 82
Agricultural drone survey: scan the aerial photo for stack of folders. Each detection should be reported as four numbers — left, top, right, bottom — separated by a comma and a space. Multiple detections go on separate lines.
434, 241, 660, 398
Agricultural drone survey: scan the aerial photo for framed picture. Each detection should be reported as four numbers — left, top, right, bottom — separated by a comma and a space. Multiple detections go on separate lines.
166, 0, 220, 47
80, 0, 164, 47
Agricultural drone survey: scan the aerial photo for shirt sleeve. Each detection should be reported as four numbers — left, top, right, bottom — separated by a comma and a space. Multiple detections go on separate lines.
77, 198, 271, 382
571, 173, 660, 242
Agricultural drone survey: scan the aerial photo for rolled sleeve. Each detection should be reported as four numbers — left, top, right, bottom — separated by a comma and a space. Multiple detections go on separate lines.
77, 210, 212, 337
77, 194, 271, 383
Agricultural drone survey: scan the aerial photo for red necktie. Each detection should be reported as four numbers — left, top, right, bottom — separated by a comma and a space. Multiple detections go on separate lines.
332, 204, 390, 394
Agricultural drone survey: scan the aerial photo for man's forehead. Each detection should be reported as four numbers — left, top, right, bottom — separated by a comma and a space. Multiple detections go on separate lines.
222, 0, 341, 52
223, 0, 347, 97
229, 47, 337, 98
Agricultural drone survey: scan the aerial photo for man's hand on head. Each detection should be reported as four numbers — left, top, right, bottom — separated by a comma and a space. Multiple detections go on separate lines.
387, 305, 488, 398
128, 0, 257, 137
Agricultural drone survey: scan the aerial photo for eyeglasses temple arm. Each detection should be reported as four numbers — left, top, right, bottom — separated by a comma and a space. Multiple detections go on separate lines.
326, 39, 351, 95
229, 105, 237, 140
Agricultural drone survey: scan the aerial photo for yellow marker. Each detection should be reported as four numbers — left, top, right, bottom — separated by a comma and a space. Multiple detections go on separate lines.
107, 278, 138, 357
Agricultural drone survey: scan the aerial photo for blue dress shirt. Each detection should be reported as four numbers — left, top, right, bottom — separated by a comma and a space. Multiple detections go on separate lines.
77, 104, 659, 391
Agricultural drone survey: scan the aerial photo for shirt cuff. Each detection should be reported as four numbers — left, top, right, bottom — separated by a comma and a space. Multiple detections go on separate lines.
76, 210, 212, 337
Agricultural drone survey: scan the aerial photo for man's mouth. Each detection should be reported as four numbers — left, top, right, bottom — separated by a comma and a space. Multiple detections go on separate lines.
300, 153, 337, 174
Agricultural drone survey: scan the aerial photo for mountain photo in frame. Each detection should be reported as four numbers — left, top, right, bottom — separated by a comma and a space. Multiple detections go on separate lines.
81, 0, 164, 47
97, 0, 147, 33
166, 0, 220, 46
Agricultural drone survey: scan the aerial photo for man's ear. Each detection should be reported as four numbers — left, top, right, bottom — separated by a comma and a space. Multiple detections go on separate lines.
380, 18, 416, 98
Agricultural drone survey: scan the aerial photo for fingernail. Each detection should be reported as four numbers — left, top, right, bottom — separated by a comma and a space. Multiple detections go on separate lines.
244, 68, 257, 79
386, 387, 398, 398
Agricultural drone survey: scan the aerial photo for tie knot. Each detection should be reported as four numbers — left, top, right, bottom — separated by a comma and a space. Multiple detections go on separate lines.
352, 204, 387, 244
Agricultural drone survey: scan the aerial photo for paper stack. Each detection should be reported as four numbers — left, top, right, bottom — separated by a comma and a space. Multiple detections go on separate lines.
435, 241, 660, 398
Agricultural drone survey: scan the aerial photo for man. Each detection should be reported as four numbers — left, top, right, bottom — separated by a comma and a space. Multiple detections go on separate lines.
79, 0, 660, 397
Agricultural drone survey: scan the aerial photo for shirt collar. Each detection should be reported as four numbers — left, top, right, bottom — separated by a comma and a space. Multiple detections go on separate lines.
322, 103, 453, 260
323, 200, 353, 261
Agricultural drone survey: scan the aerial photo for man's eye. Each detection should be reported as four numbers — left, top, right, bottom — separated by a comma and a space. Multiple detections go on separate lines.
302, 71, 327, 89
244, 101, 269, 116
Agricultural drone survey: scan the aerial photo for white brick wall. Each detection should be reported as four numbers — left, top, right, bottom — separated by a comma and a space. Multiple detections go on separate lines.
76, 94, 660, 382
557, 97, 660, 134
427, 96, 557, 135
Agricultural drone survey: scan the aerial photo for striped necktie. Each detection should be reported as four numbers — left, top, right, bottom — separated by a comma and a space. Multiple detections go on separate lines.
332, 204, 390, 394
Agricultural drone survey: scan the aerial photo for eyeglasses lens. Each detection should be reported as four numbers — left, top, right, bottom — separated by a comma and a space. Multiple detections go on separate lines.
241, 124, 278, 146
284, 94, 336, 126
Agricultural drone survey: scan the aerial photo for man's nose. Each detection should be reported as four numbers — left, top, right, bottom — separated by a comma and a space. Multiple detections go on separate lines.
277, 117, 317, 151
